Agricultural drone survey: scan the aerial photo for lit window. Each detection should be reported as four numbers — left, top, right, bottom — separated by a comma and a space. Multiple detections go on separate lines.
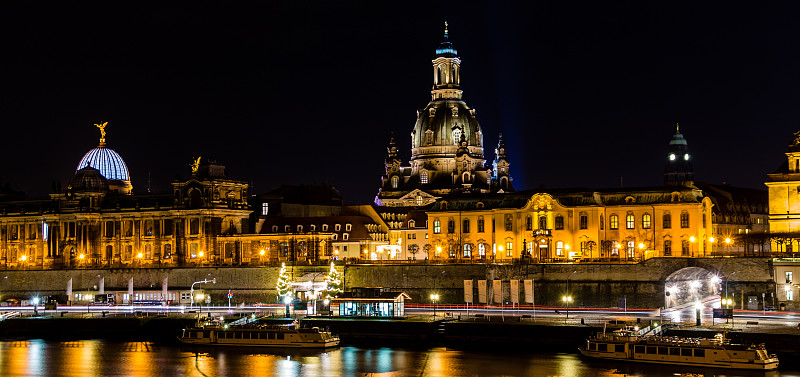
626, 241, 635, 258
505, 242, 513, 257
261, 202, 269, 216
787, 271, 793, 284
609, 215, 619, 230
478, 243, 486, 256
684, 153, 689, 161
433, 220, 441, 234
463, 244, 471, 257
626, 214, 634, 229
642, 214, 651, 229
391, 176, 399, 189
416, 195, 423, 206
556, 241, 564, 257
669, 153, 676, 161
421, 171, 428, 184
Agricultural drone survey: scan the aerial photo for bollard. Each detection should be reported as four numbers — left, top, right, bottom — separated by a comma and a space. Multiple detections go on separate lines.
581, 318, 585, 325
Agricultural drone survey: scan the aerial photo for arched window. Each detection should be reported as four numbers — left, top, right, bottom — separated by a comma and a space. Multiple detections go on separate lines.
478, 243, 486, 257
609, 214, 619, 230
462, 219, 470, 233
626, 214, 635, 229
500, 176, 509, 189
680, 212, 689, 228
391, 176, 399, 189
555, 215, 564, 230
463, 243, 471, 257
416, 195, 424, 206
600, 215, 604, 230
420, 170, 428, 184
525, 216, 533, 231
145, 244, 152, 259
477, 217, 485, 232
642, 214, 651, 229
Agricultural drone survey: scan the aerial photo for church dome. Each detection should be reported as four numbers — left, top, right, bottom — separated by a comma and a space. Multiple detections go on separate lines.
68, 166, 109, 192
77, 147, 130, 181
411, 101, 483, 157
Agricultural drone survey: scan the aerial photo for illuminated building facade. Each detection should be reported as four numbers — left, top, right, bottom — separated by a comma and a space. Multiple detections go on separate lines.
376, 24, 513, 207
766, 131, 800, 254
426, 188, 713, 261
0, 126, 254, 269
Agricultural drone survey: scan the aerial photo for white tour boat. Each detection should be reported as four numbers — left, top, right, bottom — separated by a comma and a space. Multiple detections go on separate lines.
579, 326, 779, 371
179, 320, 340, 348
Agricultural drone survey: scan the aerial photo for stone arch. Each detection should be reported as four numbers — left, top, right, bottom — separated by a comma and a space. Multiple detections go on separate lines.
664, 266, 722, 309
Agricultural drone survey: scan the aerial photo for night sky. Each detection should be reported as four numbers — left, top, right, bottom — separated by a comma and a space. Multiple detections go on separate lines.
3, 3, 800, 203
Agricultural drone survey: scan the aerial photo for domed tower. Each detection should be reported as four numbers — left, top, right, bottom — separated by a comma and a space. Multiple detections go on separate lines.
76, 122, 132, 194
664, 124, 694, 185
376, 23, 501, 207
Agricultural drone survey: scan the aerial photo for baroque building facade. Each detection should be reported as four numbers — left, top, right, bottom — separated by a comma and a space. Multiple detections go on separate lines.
375, 24, 513, 207
0, 126, 256, 270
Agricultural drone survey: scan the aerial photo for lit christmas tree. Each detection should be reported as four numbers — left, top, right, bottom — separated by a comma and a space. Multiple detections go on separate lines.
325, 262, 343, 298
276, 262, 292, 299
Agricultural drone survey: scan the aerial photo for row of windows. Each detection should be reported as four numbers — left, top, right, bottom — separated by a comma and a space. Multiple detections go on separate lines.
271, 223, 352, 233
432, 212, 697, 234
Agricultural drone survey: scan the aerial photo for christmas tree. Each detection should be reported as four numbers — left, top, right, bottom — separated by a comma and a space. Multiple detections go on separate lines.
276, 262, 292, 299
325, 262, 343, 298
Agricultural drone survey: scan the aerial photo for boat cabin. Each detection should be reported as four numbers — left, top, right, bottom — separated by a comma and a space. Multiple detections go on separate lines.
332, 287, 410, 317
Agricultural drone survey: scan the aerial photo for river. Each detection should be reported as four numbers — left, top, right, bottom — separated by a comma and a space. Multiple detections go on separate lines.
0, 340, 798, 376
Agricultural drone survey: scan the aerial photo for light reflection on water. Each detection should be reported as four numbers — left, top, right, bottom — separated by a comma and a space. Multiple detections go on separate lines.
0, 340, 798, 377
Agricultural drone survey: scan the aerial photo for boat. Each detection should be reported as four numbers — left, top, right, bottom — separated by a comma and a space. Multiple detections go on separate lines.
579, 325, 779, 371
179, 319, 340, 348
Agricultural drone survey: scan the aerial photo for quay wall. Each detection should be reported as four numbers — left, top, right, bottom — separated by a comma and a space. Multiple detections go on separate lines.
0, 258, 775, 308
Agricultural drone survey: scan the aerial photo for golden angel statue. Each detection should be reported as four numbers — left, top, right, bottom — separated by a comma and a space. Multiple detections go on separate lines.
94, 122, 108, 139
191, 156, 202, 174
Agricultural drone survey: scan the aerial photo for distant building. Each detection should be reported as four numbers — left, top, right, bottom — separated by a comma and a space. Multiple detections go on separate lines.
333, 287, 410, 317
766, 131, 800, 254
375, 24, 512, 207
0, 126, 252, 269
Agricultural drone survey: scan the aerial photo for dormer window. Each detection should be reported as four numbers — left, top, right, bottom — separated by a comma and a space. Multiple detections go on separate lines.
332, 234, 338, 241
391, 176, 399, 189
272, 225, 278, 233
345, 223, 352, 231
297, 225, 303, 233
261, 202, 269, 216
451, 106, 459, 117
335, 224, 341, 231
409, 220, 416, 228
429, 107, 436, 116
310, 224, 316, 231
285, 225, 290, 232
322, 224, 329, 231
420, 170, 428, 184
452, 127, 462, 144
416, 195, 424, 206
343, 233, 349, 240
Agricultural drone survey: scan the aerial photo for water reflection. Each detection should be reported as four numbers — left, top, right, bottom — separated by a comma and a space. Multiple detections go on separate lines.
0, 341, 796, 377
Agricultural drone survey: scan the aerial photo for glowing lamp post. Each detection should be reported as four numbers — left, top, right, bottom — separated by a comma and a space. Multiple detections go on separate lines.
690, 236, 696, 257
32, 297, 39, 316
562, 295, 573, 322
694, 301, 703, 326
430, 293, 439, 318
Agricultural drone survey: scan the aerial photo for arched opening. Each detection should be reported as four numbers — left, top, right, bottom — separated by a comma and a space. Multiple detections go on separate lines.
189, 189, 202, 209
664, 267, 722, 309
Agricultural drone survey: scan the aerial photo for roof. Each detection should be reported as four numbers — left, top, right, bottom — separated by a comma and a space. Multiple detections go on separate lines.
77, 146, 130, 182
260, 215, 381, 241
427, 186, 705, 211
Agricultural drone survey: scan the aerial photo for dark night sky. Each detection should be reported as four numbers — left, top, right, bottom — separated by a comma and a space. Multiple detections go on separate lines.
2, 2, 800, 203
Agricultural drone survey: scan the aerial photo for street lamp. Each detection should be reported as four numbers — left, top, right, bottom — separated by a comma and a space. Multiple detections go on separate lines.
690, 236, 697, 257
562, 295, 573, 321
32, 297, 39, 316
190, 278, 216, 308
430, 293, 439, 317
694, 301, 703, 326
436, 246, 442, 258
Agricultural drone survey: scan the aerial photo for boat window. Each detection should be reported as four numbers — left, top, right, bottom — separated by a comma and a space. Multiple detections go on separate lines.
681, 348, 692, 357
694, 349, 705, 357
669, 348, 680, 356
235, 332, 243, 339
269, 332, 276, 339
589, 343, 597, 351
634, 345, 644, 353
203, 331, 210, 338
260, 333, 268, 340
658, 347, 668, 355
277, 333, 285, 340
615, 344, 625, 353
646, 346, 657, 354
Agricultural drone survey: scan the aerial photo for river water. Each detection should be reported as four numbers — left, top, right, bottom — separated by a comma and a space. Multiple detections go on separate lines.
0, 340, 798, 377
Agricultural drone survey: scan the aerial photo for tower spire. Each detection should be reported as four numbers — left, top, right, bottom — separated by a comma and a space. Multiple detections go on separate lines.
676, 122, 680, 133
444, 21, 449, 37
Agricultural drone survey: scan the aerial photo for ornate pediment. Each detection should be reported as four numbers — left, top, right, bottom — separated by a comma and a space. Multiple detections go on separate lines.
528, 193, 554, 211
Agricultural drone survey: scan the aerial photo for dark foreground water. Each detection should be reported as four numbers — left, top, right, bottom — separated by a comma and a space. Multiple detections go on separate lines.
0, 340, 799, 377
